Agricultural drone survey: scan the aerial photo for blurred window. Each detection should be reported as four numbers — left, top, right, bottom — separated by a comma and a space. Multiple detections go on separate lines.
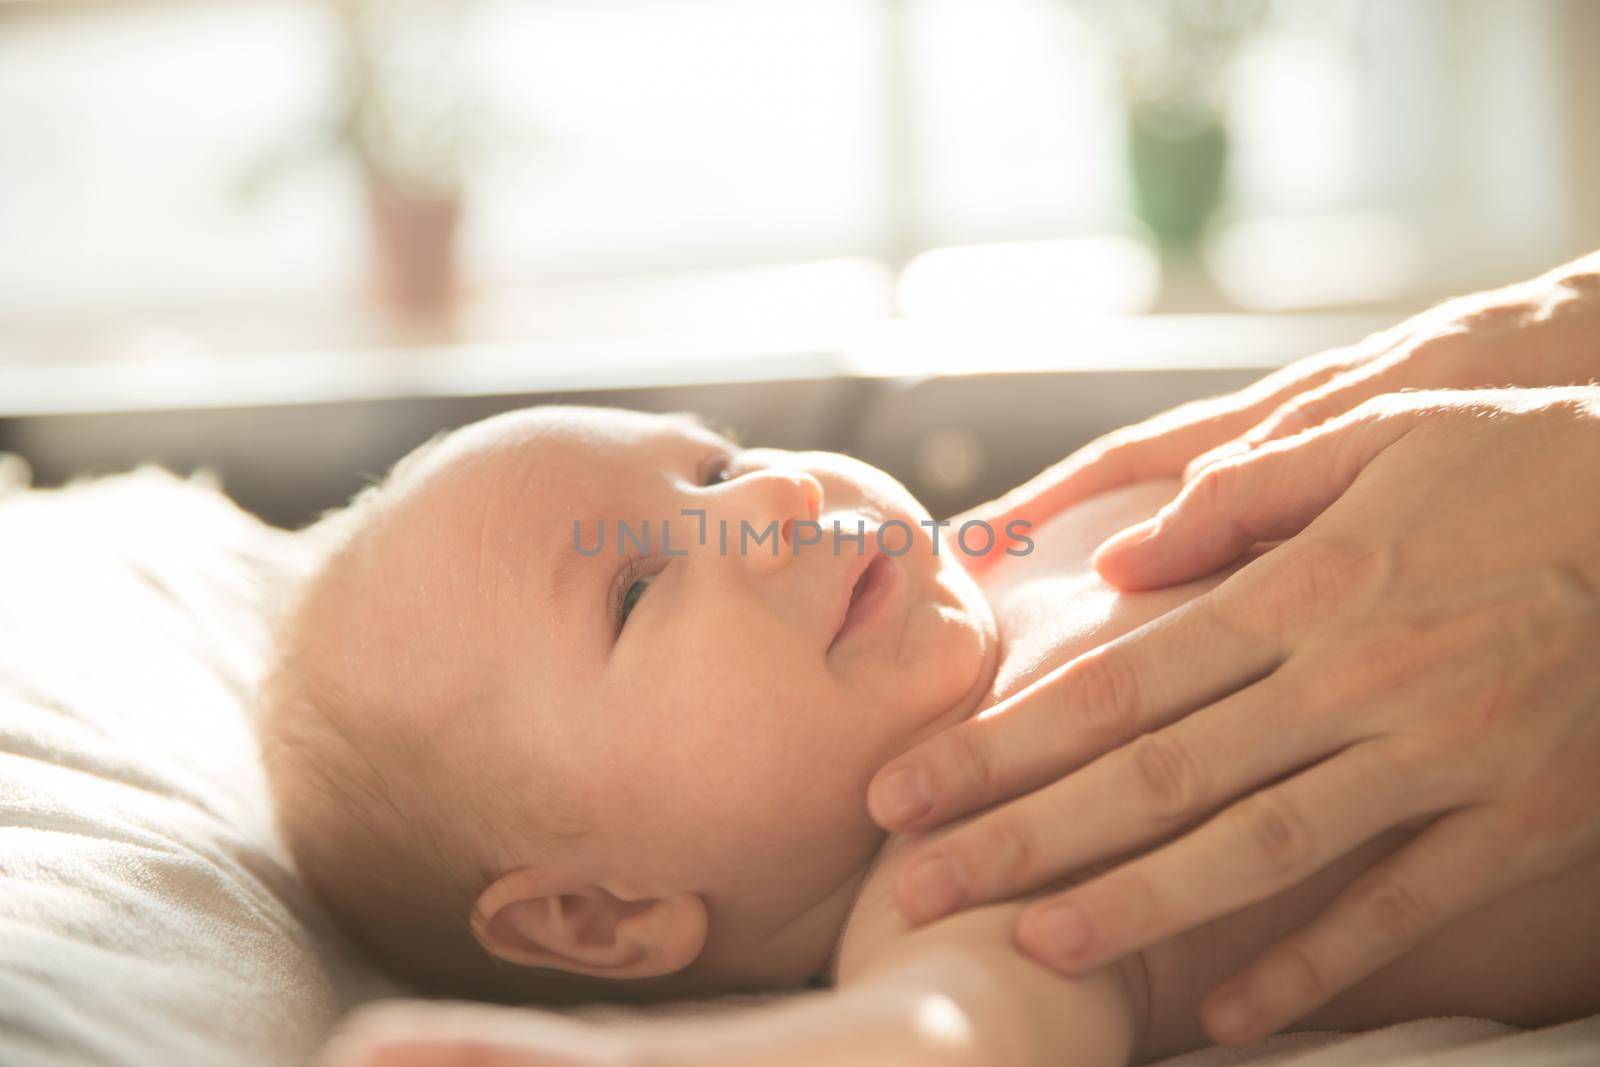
0, 0, 1585, 361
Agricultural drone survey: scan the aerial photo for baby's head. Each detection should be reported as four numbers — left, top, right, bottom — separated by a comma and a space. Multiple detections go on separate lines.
259, 405, 998, 1003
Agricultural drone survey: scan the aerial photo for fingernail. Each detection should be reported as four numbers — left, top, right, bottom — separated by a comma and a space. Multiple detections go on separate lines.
870, 765, 932, 827
1206, 986, 1256, 1042
904, 853, 965, 921
1030, 902, 1093, 962
1093, 517, 1158, 563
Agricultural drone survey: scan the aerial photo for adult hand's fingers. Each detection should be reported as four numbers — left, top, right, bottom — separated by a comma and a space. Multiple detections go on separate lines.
1010, 735, 1442, 976
1176, 314, 1442, 482
866, 591, 1287, 833
965, 407, 1233, 529
1093, 399, 1424, 592
1199, 806, 1519, 1044
890, 663, 1336, 924
1182, 357, 1409, 481
953, 423, 1200, 574
957, 342, 1379, 571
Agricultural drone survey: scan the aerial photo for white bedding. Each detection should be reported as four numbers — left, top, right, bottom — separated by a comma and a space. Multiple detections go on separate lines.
0, 462, 1592, 1066
0, 464, 398, 1067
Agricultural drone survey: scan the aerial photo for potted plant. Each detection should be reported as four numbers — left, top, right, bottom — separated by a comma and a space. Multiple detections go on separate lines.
1071, 0, 1274, 255
240, 0, 531, 331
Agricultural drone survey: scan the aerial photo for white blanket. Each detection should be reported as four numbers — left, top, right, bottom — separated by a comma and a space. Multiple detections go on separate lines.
0, 462, 1591, 1066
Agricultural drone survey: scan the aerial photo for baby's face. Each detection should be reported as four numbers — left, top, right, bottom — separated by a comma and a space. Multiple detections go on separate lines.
380, 405, 998, 972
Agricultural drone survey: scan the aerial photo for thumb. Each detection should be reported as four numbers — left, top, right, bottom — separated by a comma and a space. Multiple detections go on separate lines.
1092, 403, 1421, 591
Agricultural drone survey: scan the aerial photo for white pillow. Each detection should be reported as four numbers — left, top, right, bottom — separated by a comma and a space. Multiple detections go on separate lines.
0, 464, 398, 1067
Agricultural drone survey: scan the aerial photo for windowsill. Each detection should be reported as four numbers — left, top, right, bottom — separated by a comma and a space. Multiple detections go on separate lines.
0, 311, 1397, 419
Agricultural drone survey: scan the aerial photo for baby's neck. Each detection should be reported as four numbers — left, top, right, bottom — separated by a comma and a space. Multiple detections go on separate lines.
817, 648, 1008, 986
678, 832, 885, 996
702, 564, 1013, 996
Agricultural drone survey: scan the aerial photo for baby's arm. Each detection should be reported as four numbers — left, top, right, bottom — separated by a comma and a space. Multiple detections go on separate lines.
617, 904, 1138, 1067
592, 900, 1140, 1067
321, 901, 1140, 1067
826, 898, 1141, 1067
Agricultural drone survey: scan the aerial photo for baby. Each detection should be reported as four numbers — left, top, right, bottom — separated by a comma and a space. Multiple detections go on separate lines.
261, 404, 1600, 1066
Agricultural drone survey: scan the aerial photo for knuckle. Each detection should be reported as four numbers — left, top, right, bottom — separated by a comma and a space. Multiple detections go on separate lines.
1525, 566, 1600, 640
945, 727, 1001, 801
1181, 458, 1264, 540
982, 816, 1045, 894
1235, 539, 1390, 633
1437, 646, 1523, 752
1180, 452, 1216, 484
1066, 648, 1143, 744
1127, 731, 1204, 822
1263, 399, 1314, 438
1317, 618, 1438, 705
1359, 872, 1435, 945
1229, 792, 1315, 880
1502, 791, 1590, 868
1276, 940, 1333, 1007
1271, 386, 1352, 438
1368, 736, 1432, 784
1290, 539, 1389, 599
1293, 395, 1340, 429
1437, 569, 1600, 745
1188, 460, 1236, 515
1493, 798, 1555, 859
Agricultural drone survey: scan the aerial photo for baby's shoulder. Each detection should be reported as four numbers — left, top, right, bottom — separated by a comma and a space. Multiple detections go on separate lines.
828, 832, 924, 986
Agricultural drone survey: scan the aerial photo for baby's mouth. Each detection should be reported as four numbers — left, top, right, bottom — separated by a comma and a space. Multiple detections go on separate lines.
829, 552, 897, 651
849, 565, 872, 604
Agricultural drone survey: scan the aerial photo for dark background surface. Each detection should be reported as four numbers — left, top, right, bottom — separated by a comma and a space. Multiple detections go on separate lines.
0, 366, 1261, 532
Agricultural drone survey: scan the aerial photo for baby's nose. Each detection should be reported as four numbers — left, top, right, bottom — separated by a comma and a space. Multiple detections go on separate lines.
728, 467, 824, 567
779, 472, 824, 544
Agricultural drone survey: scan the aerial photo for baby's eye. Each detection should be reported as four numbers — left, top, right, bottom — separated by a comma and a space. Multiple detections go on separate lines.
618, 571, 655, 629
701, 450, 739, 486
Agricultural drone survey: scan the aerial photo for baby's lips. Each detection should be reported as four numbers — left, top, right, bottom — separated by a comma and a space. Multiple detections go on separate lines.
826, 535, 882, 648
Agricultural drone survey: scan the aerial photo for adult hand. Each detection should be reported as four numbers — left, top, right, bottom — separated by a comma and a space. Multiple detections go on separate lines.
956, 251, 1600, 570
870, 387, 1600, 1043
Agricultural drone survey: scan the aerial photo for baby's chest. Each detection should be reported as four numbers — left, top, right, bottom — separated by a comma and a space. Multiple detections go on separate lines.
986, 573, 1124, 699
978, 506, 1134, 701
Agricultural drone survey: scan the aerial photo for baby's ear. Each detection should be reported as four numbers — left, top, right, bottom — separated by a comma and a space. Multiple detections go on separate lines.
470, 868, 707, 979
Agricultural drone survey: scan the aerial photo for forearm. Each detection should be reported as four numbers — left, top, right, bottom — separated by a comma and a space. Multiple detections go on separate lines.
847, 900, 1139, 1067
611, 980, 994, 1067
614, 903, 1136, 1067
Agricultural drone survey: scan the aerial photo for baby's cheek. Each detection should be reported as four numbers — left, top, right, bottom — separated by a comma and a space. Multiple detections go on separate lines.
888, 601, 989, 712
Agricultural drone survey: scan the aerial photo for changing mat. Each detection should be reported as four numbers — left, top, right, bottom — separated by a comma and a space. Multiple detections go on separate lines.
0, 461, 1593, 1067
0, 463, 398, 1067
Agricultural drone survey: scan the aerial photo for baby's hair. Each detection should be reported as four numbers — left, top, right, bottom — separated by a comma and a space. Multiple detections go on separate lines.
293, 426, 456, 566
255, 422, 592, 1003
